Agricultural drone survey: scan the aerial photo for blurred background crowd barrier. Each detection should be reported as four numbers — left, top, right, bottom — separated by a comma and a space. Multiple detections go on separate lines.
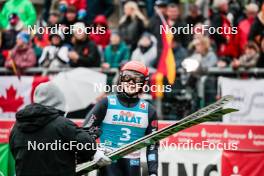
2, 67, 264, 121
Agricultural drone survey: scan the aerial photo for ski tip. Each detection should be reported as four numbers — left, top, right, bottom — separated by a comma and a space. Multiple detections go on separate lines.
223, 108, 239, 113
221, 95, 235, 101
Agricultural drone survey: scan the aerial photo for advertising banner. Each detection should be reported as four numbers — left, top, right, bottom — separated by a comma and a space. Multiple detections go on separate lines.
159, 121, 264, 151
158, 148, 222, 176
1, 120, 264, 176
218, 77, 264, 123
221, 151, 264, 176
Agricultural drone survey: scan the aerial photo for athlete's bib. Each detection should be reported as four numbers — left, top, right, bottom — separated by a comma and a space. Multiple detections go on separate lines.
100, 95, 149, 158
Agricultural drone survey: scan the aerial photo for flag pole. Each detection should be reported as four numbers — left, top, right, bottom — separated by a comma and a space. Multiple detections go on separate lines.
154, 6, 168, 26
8, 52, 21, 80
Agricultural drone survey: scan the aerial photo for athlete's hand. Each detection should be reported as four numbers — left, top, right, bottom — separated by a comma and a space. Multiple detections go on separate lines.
97, 145, 113, 154
93, 150, 112, 167
93, 146, 113, 166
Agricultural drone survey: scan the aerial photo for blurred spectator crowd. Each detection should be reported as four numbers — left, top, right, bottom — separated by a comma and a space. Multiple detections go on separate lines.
1, 0, 264, 119
0, 0, 264, 73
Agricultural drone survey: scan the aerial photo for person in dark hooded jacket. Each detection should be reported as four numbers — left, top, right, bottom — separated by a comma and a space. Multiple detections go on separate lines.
68, 22, 101, 67
60, 5, 79, 44
9, 82, 111, 176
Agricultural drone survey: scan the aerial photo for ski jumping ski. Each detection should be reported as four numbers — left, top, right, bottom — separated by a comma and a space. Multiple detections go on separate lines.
76, 95, 238, 173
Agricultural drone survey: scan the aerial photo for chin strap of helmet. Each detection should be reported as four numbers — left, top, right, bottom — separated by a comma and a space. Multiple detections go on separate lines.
119, 91, 138, 98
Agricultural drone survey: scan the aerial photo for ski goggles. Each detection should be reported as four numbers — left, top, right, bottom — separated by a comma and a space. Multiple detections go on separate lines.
120, 71, 145, 84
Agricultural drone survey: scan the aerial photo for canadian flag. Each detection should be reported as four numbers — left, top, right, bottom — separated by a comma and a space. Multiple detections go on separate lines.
0, 68, 107, 118
0, 76, 49, 118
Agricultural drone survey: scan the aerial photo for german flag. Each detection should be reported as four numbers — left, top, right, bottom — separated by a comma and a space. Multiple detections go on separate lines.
151, 21, 176, 98
157, 22, 176, 84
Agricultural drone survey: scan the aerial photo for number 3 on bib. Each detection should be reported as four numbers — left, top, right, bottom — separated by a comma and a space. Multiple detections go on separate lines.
120, 128, 131, 141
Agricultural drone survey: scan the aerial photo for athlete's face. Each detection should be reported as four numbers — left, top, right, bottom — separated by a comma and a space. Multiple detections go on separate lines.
120, 70, 145, 96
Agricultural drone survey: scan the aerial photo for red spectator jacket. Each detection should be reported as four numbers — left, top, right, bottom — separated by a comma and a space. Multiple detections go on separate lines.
89, 15, 111, 49
218, 15, 239, 58
65, 0, 86, 11
236, 18, 255, 55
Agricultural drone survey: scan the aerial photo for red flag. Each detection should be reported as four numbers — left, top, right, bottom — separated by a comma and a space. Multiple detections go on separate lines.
157, 22, 176, 85
151, 13, 176, 98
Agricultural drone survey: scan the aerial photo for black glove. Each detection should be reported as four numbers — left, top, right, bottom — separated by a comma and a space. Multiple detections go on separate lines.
82, 126, 102, 140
